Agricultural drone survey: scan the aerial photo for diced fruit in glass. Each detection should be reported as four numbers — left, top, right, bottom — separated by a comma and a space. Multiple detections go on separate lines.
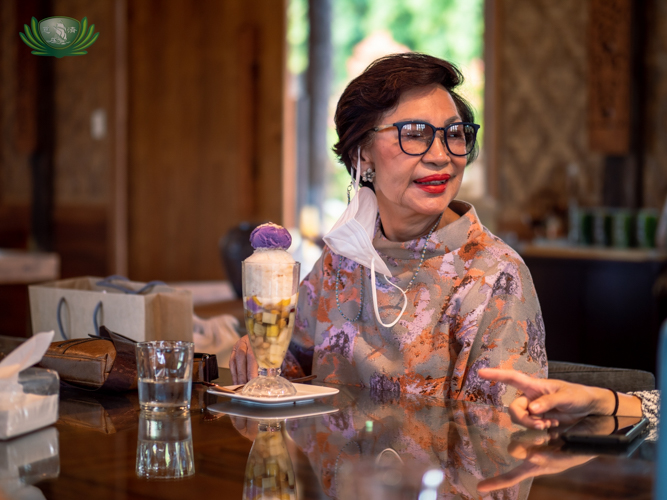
262, 312, 278, 324
266, 463, 278, 476
277, 328, 289, 344
266, 325, 279, 337
261, 476, 276, 489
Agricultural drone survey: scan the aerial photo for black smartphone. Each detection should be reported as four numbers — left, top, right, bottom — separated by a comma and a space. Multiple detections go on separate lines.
560, 415, 649, 445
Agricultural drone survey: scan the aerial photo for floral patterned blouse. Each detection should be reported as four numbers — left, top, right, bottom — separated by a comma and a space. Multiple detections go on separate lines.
288, 201, 547, 405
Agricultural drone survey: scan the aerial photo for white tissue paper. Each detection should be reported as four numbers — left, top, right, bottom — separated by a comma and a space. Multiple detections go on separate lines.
0, 331, 59, 440
192, 315, 240, 368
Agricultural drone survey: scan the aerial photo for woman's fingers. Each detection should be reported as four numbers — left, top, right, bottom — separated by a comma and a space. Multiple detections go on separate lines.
508, 396, 541, 429
527, 388, 587, 415
230, 341, 240, 384
509, 396, 557, 430
477, 461, 542, 492
230, 338, 249, 384
478, 368, 545, 397
247, 346, 258, 380
236, 340, 249, 384
229, 337, 258, 385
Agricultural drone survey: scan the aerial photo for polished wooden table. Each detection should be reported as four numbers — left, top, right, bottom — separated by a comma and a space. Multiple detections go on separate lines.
2, 376, 655, 500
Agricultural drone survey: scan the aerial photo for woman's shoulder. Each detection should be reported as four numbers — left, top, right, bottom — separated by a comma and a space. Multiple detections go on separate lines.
440, 201, 527, 268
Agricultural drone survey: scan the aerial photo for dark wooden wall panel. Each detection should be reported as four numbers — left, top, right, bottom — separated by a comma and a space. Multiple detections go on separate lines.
127, 0, 285, 282
2, 0, 285, 286
644, 0, 667, 209
1, 0, 117, 281
587, 0, 632, 154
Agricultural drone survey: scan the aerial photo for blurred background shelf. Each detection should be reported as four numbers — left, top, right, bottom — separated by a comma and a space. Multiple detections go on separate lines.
521, 243, 667, 262
521, 244, 667, 375
0, 249, 60, 338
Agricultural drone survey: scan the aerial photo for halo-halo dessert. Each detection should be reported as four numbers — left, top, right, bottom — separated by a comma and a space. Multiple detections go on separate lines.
242, 223, 300, 398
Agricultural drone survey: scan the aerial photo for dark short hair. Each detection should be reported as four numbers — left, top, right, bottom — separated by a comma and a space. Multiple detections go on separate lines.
333, 52, 478, 182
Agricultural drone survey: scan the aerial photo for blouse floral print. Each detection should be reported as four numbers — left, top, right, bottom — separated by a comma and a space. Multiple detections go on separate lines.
288, 201, 547, 405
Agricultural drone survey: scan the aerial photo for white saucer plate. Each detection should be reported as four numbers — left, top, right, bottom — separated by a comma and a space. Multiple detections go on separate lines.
207, 383, 339, 406
208, 400, 339, 420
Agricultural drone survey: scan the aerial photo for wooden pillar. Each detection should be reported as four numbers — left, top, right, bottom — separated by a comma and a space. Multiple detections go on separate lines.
306, 0, 332, 214
18, 0, 55, 251
111, 0, 128, 275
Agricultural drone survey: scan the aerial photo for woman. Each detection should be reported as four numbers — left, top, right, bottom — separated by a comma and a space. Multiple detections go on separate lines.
231, 53, 546, 405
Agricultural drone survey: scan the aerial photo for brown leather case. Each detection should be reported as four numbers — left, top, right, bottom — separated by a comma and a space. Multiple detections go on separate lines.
39, 338, 114, 389
39, 326, 138, 391
39, 326, 218, 391
193, 353, 219, 383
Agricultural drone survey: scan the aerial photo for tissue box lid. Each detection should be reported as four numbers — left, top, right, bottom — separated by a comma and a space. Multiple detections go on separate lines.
17, 366, 60, 395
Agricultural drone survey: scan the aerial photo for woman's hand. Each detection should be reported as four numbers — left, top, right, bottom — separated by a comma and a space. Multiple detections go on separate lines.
478, 368, 617, 430
230, 415, 259, 442
229, 336, 258, 384
477, 432, 596, 492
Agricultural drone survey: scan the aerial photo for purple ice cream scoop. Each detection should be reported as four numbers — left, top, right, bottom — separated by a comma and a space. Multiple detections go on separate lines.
250, 222, 292, 250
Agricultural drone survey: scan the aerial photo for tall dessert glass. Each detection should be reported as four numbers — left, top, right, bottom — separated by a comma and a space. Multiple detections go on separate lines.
242, 261, 300, 397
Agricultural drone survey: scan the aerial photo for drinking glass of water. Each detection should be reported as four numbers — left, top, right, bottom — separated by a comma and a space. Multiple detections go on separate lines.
136, 340, 194, 412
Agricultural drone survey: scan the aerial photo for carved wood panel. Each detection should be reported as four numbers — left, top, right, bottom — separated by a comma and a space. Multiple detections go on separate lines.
493, 0, 604, 228
587, 0, 632, 154
644, 0, 667, 209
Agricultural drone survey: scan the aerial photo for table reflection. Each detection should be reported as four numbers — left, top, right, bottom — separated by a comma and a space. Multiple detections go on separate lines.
219, 388, 539, 499
283, 388, 535, 498
135, 411, 194, 480
15, 383, 651, 499
243, 420, 296, 500
0, 426, 59, 500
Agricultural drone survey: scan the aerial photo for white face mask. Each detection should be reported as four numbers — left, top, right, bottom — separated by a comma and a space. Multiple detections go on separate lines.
323, 148, 408, 328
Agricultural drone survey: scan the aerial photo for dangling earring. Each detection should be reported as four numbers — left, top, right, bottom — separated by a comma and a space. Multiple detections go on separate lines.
361, 168, 375, 183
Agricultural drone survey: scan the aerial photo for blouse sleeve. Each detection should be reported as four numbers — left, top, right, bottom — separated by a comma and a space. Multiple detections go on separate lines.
628, 390, 660, 441
448, 258, 548, 407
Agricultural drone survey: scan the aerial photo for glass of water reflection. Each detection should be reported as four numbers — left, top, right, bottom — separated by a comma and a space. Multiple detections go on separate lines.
136, 340, 194, 412
136, 411, 194, 479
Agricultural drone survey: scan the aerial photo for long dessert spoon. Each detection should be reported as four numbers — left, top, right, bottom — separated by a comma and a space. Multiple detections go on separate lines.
196, 374, 318, 394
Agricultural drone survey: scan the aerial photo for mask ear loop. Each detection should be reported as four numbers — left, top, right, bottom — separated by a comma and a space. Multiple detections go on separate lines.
370, 258, 408, 328
353, 146, 361, 193
359, 146, 407, 327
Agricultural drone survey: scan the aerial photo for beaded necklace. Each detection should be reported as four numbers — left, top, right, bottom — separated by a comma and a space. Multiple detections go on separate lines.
335, 213, 442, 323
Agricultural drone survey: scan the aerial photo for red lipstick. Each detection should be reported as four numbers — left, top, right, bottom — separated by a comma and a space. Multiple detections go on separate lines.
414, 174, 450, 194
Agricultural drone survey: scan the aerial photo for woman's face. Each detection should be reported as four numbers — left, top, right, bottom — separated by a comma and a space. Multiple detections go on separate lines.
361, 84, 467, 231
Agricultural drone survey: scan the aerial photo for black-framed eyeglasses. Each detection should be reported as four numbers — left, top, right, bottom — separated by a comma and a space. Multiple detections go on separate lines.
372, 121, 480, 157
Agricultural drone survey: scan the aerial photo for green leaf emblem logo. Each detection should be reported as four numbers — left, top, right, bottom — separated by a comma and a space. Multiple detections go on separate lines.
19, 16, 99, 58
